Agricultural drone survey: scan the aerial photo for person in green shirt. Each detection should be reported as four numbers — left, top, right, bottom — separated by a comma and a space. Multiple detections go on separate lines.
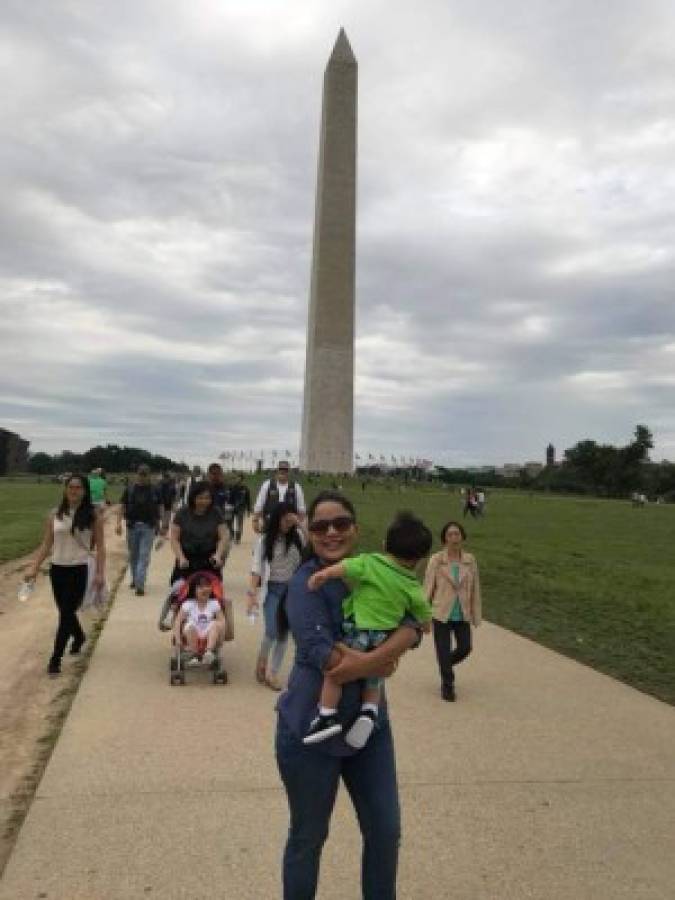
88, 469, 108, 508
304, 511, 432, 749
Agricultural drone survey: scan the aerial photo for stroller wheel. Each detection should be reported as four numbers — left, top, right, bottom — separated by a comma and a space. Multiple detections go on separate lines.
170, 657, 178, 672
214, 670, 228, 685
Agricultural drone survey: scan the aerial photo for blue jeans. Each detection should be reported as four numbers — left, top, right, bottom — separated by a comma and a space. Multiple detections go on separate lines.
126, 523, 154, 589
275, 716, 400, 899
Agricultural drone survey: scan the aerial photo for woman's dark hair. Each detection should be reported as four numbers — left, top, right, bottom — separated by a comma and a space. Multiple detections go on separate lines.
385, 511, 432, 561
307, 490, 357, 523
440, 520, 466, 542
188, 480, 213, 511
56, 474, 95, 533
264, 501, 303, 563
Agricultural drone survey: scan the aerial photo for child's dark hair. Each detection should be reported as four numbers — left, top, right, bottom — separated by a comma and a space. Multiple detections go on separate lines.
189, 574, 213, 598
385, 511, 432, 562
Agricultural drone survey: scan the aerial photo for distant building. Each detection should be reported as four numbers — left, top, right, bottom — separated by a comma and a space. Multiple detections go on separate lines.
497, 464, 522, 479
524, 461, 544, 477
0, 428, 29, 476
546, 443, 555, 467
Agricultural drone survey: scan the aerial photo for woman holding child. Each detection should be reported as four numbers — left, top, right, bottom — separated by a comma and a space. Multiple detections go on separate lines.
275, 492, 426, 900
424, 520, 482, 701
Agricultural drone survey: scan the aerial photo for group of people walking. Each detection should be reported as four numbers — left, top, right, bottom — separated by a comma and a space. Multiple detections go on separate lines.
25, 459, 482, 899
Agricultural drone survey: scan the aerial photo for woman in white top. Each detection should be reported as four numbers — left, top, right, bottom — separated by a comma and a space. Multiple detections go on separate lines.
248, 501, 304, 691
27, 474, 106, 676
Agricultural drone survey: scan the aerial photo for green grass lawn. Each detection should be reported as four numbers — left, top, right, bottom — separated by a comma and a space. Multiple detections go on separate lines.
0, 478, 125, 564
0, 481, 65, 564
3, 476, 674, 704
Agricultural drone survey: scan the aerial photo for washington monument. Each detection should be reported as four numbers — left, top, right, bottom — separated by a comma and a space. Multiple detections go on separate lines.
299, 29, 357, 474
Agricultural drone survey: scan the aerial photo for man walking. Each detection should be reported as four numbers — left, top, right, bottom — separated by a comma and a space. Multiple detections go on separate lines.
158, 471, 177, 535
206, 463, 235, 541
252, 460, 306, 534
230, 472, 251, 544
116, 464, 160, 596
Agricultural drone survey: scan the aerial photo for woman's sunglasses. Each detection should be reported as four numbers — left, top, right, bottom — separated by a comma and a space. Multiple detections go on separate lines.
308, 516, 355, 535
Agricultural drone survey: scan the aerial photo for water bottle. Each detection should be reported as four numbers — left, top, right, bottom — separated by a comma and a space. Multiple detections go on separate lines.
18, 579, 35, 603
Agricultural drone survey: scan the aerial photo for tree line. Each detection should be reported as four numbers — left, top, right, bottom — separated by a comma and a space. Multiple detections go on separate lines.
28, 444, 189, 476
437, 426, 675, 500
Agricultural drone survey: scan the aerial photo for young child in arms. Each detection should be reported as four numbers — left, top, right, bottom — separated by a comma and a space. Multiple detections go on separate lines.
304, 511, 432, 749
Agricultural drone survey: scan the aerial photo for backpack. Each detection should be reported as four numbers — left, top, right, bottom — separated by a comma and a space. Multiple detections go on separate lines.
263, 478, 297, 523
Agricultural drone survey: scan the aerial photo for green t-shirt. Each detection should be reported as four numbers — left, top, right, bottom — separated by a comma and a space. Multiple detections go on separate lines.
342, 552, 432, 630
88, 475, 107, 504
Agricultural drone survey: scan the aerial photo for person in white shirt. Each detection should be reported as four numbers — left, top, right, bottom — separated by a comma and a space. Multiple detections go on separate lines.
173, 575, 225, 667
26, 474, 106, 677
252, 461, 306, 534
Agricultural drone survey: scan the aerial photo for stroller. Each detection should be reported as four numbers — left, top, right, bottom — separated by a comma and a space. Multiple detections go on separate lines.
160, 570, 233, 686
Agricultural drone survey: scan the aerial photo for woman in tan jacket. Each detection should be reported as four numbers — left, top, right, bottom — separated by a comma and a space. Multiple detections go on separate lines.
423, 520, 481, 701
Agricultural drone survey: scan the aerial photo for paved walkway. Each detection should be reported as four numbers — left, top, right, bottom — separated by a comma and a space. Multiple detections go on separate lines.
1, 524, 674, 899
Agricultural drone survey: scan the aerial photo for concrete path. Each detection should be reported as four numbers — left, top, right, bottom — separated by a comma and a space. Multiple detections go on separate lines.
1, 524, 674, 899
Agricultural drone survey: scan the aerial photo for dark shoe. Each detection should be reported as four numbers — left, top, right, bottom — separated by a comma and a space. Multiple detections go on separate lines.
130, 582, 136, 589
70, 638, 85, 655
442, 685, 456, 702
48, 660, 61, 678
135, 587, 145, 596
303, 714, 342, 745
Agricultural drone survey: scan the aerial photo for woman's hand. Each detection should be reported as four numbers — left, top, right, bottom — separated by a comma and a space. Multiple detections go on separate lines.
307, 570, 328, 591
178, 555, 189, 569
210, 553, 223, 568
327, 645, 395, 685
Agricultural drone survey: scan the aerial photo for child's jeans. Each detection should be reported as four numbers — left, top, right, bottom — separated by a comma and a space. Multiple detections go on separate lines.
341, 621, 394, 691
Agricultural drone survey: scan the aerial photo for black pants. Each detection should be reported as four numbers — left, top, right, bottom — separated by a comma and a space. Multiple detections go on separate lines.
49, 564, 88, 664
433, 618, 472, 688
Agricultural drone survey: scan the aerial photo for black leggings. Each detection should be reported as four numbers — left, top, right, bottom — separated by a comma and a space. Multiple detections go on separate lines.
433, 618, 472, 688
49, 564, 88, 664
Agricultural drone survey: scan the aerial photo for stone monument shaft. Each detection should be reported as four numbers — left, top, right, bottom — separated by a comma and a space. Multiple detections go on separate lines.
299, 29, 357, 473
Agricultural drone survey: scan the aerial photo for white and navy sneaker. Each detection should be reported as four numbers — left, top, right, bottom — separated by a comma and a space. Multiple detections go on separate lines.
303, 714, 343, 745
344, 709, 377, 749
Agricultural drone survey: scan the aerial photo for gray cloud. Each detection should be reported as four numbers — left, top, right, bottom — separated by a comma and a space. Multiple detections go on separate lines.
2, 0, 675, 467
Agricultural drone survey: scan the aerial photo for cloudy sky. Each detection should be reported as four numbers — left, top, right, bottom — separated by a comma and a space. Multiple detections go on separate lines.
2, 0, 675, 467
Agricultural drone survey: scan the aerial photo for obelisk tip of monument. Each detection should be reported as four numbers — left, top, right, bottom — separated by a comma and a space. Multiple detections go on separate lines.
329, 27, 356, 65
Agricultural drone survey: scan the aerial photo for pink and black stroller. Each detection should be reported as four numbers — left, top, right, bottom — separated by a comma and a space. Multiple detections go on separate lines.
160, 570, 234, 686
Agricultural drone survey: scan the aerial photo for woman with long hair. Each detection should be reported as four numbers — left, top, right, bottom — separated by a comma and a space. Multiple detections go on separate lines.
248, 501, 304, 691
275, 490, 422, 899
27, 474, 106, 676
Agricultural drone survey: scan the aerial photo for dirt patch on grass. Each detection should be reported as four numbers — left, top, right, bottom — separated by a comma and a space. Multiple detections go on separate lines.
0, 522, 127, 875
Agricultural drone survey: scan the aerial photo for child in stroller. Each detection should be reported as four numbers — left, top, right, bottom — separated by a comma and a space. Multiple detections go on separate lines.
166, 571, 229, 685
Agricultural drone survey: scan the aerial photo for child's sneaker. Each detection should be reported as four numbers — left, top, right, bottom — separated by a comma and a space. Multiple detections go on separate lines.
344, 709, 377, 749
202, 649, 215, 667
303, 714, 343, 745
187, 655, 201, 667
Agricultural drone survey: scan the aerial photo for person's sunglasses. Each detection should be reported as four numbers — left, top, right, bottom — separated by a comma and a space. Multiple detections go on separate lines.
308, 516, 354, 535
